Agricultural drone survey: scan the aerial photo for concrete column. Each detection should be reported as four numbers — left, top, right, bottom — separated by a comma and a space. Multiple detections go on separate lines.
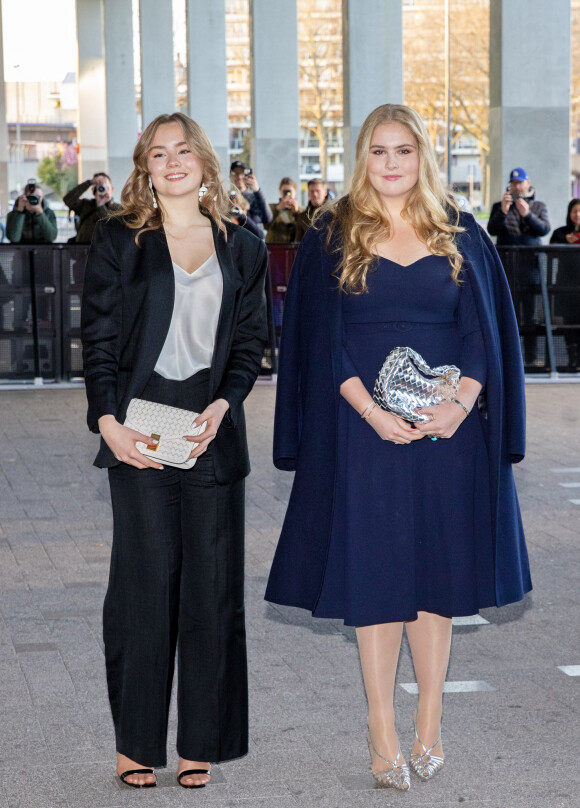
139, 0, 175, 127
103, 0, 138, 194
76, 0, 108, 180
250, 0, 299, 203
186, 0, 229, 175
489, 0, 570, 234
342, 0, 403, 183
0, 0, 9, 214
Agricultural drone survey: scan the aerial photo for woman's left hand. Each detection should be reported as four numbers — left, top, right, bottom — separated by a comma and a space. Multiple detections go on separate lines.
184, 398, 230, 458
413, 400, 468, 440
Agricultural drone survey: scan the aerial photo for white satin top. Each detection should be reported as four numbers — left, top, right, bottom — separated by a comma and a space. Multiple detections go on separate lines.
154, 252, 223, 381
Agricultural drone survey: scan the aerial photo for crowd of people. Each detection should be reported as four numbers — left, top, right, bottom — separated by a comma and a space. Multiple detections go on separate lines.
1, 158, 579, 260
1, 140, 579, 371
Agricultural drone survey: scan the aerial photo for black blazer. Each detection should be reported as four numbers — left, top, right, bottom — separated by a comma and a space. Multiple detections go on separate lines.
81, 215, 268, 484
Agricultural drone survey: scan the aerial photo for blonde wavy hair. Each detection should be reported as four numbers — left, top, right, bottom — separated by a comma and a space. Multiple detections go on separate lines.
117, 112, 230, 243
321, 104, 464, 293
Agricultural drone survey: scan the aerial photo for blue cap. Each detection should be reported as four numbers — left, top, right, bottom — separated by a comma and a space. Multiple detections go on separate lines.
509, 167, 529, 182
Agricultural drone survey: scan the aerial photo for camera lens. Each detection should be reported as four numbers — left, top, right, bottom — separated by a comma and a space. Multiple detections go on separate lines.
26, 194, 40, 206
96, 185, 107, 194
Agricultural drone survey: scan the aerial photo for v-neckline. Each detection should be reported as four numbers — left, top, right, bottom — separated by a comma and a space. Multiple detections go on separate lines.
173, 251, 216, 277
377, 254, 434, 269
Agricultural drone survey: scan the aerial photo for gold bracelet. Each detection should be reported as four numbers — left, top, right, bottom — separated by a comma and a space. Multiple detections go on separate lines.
361, 402, 376, 421
452, 398, 470, 417
360, 401, 375, 419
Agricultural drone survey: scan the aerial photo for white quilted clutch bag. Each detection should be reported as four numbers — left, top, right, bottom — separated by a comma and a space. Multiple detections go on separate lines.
124, 399, 207, 469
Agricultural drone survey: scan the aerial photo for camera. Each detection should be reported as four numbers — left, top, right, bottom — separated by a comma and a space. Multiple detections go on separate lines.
243, 168, 252, 176
26, 179, 40, 206
228, 190, 241, 216
283, 189, 292, 197
506, 184, 523, 201
95, 184, 107, 194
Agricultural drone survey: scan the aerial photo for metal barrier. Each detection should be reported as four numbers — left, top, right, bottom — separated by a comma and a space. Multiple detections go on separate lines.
497, 246, 580, 375
0, 242, 577, 382
0, 243, 277, 382
269, 243, 580, 377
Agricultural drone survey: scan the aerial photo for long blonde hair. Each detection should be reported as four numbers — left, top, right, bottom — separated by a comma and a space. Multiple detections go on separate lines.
117, 112, 230, 243
322, 104, 464, 293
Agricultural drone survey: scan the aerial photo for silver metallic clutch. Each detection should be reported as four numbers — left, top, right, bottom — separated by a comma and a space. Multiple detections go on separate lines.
373, 347, 460, 423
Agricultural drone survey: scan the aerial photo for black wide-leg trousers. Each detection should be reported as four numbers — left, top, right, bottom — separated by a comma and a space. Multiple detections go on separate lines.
104, 371, 248, 767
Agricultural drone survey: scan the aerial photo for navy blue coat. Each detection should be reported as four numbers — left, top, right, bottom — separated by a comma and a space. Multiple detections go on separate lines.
265, 211, 531, 611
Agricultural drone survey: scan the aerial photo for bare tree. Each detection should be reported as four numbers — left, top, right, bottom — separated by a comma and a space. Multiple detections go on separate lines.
298, 2, 342, 182
404, 0, 491, 206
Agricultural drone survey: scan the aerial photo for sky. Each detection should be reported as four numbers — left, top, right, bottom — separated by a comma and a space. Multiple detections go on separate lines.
1, 0, 186, 85
2, 0, 77, 82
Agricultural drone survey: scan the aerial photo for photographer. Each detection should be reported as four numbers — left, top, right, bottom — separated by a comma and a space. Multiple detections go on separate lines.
6, 181, 57, 244
488, 167, 550, 367
228, 189, 264, 239
230, 161, 272, 234
487, 168, 550, 245
265, 177, 304, 244
64, 173, 122, 244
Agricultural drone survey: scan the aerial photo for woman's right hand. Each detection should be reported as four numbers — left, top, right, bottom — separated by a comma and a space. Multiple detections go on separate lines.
366, 407, 424, 445
98, 414, 164, 469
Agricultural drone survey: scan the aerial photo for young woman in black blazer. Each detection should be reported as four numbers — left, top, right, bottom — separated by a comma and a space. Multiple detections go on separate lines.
81, 112, 268, 788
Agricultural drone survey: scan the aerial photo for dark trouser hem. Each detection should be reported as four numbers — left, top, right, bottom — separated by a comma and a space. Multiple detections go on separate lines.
116, 739, 167, 769
176, 742, 249, 764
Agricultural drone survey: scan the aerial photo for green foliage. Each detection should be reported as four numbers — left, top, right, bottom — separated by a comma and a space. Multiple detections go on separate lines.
37, 155, 78, 200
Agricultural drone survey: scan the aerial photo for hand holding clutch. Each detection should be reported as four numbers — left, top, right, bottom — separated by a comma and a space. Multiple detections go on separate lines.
413, 400, 469, 440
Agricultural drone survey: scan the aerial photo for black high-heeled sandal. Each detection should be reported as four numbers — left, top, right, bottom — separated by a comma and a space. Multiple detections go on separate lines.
119, 768, 157, 788
177, 768, 211, 789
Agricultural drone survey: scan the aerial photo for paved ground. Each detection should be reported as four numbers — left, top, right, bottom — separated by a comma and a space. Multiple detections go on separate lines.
0, 382, 577, 808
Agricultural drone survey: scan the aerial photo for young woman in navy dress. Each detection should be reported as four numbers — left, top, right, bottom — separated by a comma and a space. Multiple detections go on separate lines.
266, 104, 530, 790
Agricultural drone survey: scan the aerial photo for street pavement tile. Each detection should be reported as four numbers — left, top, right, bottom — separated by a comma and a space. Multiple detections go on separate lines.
0, 384, 577, 807
0, 765, 69, 808
18, 650, 76, 704
0, 659, 33, 707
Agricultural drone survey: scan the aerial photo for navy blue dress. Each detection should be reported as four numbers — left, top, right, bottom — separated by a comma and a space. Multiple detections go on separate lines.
313, 255, 495, 626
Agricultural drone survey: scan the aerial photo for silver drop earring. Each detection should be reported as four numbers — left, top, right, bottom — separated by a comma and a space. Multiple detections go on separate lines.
148, 175, 158, 209
199, 182, 207, 201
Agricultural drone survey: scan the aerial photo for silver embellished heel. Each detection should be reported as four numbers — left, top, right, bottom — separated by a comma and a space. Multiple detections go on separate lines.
409, 712, 444, 781
366, 729, 410, 791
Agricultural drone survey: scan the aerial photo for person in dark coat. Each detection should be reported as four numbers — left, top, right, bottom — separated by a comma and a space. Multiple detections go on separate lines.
487, 167, 550, 366
228, 188, 265, 238
230, 161, 273, 235
81, 112, 268, 789
549, 198, 580, 369
265, 104, 530, 792
294, 178, 329, 241
63, 173, 122, 243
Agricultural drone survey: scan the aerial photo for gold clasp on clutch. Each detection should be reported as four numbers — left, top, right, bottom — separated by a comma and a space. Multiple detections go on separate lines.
146, 433, 160, 451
